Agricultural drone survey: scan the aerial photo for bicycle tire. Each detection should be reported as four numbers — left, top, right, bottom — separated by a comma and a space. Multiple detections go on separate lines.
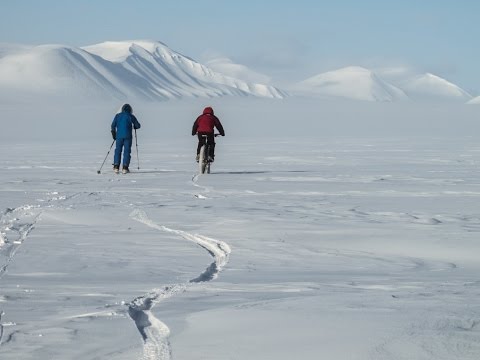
199, 145, 207, 174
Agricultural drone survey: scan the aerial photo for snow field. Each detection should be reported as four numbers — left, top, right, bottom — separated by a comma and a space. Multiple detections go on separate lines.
0, 135, 479, 359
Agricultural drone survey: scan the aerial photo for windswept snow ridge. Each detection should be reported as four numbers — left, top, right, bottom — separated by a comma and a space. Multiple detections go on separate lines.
128, 209, 231, 360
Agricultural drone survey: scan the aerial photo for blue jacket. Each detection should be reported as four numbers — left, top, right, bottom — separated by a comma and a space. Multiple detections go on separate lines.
111, 111, 141, 139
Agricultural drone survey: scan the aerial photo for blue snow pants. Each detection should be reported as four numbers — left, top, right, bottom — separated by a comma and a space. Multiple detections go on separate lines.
114, 138, 133, 167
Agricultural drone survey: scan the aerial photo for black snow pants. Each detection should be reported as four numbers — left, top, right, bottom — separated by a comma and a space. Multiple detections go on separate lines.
196, 132, 216, 158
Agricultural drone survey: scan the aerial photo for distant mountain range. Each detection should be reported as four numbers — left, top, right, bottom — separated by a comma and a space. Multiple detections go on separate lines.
291, 66, 473, 103
0, 40, 477, 103
0, 40, 286, 101
292, 66, 408, 102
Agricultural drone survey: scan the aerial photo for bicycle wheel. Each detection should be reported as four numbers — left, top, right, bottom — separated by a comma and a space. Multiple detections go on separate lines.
199, 145, 207, 174
206, 144, 211, 174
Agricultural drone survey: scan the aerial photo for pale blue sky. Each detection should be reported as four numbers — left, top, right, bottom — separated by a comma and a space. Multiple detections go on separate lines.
1, 0, 479, 92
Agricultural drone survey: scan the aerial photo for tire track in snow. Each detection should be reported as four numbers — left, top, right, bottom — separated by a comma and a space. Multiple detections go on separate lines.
128, 209, 231, 360
191, 174, 213, 199
128, 285, 186, 360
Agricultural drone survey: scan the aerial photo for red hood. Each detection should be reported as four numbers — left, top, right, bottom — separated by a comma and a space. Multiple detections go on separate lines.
203, 107, 214, 115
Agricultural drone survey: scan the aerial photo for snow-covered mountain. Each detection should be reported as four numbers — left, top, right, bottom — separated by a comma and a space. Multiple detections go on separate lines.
397, 73, 472, 103
204, 56, 272, 85
0, 44, 136, 100
376, 67, 473, 103
467, 96, 480, 104
292, 66, 408, 102
0, 40, 475, 103
0, 40, 286, 101
293, 65, 474, 103
0, 43, 31, 58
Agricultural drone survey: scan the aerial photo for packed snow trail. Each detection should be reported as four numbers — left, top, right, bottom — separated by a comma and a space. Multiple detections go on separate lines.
127, 285, 186, 360
128, 209, 231, 360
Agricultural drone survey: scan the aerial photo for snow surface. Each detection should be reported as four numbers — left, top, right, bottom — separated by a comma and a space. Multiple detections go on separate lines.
1, 98, 480, 359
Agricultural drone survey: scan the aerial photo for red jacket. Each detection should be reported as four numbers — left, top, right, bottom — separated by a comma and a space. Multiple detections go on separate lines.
192, 107, 225, 135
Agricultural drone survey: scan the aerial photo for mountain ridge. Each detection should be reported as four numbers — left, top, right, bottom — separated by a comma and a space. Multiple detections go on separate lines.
292, 66, 473, 103
0, 40, 286, 101
0, 40, 476, 103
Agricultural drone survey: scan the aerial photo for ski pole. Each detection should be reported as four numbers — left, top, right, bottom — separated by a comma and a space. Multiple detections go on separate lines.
134, 128, 140, 170
97, 140, 115, 174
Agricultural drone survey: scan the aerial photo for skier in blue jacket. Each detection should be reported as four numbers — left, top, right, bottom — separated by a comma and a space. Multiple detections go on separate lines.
111, 104, 141, 174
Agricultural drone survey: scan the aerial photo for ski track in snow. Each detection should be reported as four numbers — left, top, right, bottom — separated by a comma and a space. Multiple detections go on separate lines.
128, 208, 231, 360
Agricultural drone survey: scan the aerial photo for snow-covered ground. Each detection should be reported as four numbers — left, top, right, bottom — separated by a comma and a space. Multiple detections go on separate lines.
1, 99, 480, 359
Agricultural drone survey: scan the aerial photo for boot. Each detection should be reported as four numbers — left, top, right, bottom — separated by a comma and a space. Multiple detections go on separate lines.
113, 164, 119, 174
122, 165, 130, 174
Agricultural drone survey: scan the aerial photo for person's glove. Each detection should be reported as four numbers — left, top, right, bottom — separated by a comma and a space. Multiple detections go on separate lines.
111, 130, 116, 140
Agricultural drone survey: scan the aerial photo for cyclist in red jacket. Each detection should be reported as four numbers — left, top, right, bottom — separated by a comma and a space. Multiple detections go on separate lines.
192, 106, 225, 162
